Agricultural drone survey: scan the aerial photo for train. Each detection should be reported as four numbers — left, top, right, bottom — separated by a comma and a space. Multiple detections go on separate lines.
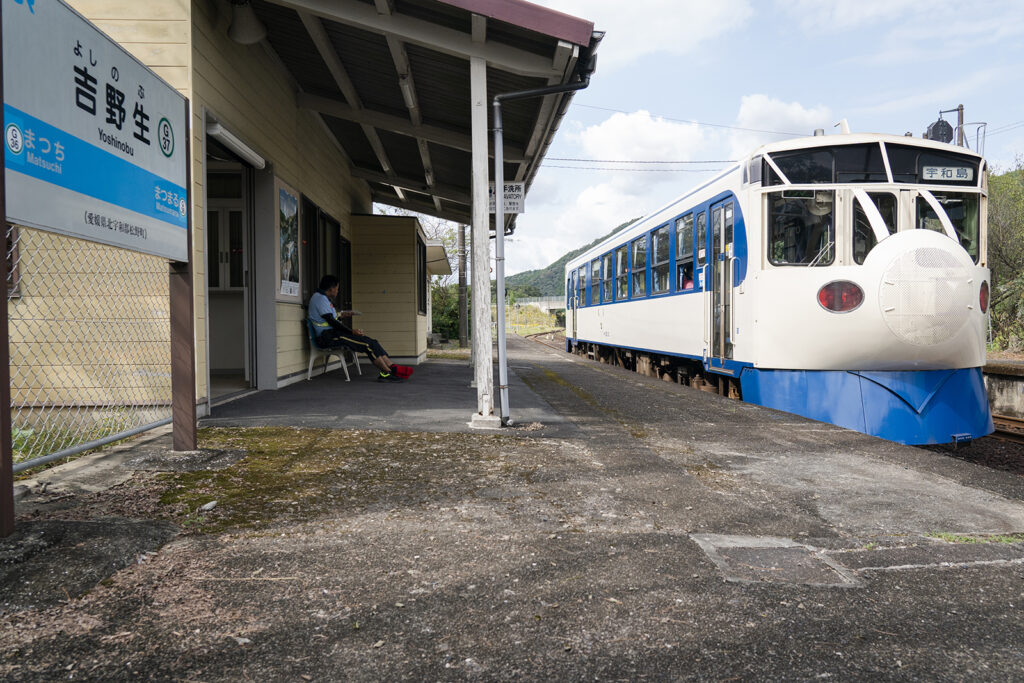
564, 131, 993, 445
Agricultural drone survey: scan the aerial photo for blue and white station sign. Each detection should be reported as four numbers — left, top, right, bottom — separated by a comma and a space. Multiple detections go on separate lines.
2, 0, 188, 261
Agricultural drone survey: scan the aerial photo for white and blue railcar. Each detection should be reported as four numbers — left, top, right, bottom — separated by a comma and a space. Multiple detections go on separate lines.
564, 132, 992, 445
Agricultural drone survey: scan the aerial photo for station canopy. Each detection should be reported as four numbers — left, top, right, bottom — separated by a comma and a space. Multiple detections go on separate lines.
246, 0, 600, 230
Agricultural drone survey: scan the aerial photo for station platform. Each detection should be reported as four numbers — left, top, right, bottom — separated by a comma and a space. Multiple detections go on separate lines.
6, 334, 1024, 680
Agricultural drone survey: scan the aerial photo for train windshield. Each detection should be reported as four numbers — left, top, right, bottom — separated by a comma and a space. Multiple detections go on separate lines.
916, 192, 980, 262
764, 143, 980, 186
767, 190, 835, 266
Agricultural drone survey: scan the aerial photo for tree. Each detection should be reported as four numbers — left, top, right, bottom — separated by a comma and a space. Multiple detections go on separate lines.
987, 158, 1024, 349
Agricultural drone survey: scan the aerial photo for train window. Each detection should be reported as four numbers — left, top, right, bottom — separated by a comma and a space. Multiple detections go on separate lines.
695, 212, 707, 267
770, 149, 833, 184
602, 253, 614, 302
887, 144, 979, 186
853, 192, 897, 264
675, 215, 694, 290
632, 236, 647, 297
748, 156, 763, 185
590, 259, 601, 305
615, 245, 629, 300
725, 203, 734, 245
915, 192, 980, 262
767, 190, 835, 266
651, 226, 670, 294
835, 144, 887, 183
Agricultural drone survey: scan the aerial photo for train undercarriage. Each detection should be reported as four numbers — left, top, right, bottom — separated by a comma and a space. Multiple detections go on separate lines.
568, 340, 742, 400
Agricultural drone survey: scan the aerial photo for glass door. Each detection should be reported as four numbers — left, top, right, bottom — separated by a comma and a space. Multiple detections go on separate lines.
709, 200, 735, 362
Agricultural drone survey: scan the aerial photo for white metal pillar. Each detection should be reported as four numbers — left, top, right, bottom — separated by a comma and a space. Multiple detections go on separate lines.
469, 55, 498, 427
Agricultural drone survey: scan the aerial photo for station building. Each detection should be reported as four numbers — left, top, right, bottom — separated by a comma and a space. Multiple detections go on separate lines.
24, 0, 599, 424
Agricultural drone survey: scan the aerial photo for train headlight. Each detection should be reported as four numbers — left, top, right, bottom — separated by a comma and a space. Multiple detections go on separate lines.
817, 281, 864, 313
980, 281, 989, 314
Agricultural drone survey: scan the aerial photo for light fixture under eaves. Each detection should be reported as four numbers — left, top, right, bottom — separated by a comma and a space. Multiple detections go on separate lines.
207, 122, 266, 169
398, 76, 417, 110
228, 0, 267, 45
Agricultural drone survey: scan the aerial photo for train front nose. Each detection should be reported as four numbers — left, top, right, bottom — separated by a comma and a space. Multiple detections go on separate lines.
875, 233, 977, 348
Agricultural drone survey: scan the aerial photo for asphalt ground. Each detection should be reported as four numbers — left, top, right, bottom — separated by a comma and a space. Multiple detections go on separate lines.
3, 335, 1024, 681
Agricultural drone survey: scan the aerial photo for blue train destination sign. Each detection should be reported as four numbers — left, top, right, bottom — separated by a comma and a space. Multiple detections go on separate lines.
2, 0, 188, 261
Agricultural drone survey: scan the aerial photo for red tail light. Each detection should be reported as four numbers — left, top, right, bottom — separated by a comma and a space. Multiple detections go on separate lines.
980, 281, 989, 313
818, 281, 864, 313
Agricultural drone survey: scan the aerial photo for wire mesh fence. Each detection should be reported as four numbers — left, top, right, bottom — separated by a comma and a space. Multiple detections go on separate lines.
6, 225, 172, 471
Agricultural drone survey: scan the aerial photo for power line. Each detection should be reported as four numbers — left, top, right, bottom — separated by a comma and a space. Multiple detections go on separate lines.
988, 120, 1024, 137
541, 164, 726, 172
573, 103, 804, 136
546, 157, 735, 164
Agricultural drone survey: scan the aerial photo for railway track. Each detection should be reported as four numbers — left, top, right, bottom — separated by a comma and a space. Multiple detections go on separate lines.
992, 414, 1024, 445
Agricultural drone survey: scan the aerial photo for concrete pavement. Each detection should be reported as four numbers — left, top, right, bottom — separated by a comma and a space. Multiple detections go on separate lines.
3, 334, 1024, 680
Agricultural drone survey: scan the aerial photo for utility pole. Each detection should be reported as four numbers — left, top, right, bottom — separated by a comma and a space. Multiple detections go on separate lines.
458, 223, 467, 348
957, 104, 965, 146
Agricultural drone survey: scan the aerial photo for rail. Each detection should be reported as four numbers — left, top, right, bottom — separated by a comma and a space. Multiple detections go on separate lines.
991, 414, 1024, 445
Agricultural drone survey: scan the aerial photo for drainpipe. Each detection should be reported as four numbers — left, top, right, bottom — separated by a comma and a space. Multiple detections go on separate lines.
492, 36, 601, 426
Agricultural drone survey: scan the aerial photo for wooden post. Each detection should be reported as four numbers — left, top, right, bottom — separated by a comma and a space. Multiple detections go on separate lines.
469, 56, 496, 425
170, 98, 197, 451
0, 1, 14, 537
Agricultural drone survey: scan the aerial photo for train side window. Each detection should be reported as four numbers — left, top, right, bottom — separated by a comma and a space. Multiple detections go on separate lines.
675, 214, 694, 290
601, 252, 614, 302
915, 192, 980, 262
767, 190, 835, 266
695, 212, 707, 267
615, 245, 629, 300
631, 236, 647, 297
590, 258, 601, 305
651, 226, 670, 294
853, 192, 897, 264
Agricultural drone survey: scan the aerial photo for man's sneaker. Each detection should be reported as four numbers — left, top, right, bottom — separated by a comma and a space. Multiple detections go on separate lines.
377, 372, 403, 382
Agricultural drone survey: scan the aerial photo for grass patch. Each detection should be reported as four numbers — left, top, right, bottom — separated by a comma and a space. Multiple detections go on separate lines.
157, 426, 516, 534
927, 532, 1024, 544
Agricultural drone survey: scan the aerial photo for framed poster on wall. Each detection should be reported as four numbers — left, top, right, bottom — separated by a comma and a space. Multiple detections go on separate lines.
276, 179, 301, 301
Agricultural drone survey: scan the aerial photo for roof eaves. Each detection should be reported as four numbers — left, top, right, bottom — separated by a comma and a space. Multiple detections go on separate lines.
435, 0, 594, 46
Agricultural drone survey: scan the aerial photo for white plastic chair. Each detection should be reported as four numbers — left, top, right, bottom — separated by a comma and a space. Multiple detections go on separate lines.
306, 320, 362, 381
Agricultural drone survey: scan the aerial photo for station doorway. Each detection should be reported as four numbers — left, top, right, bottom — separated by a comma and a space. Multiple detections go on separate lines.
205, 154, 257, 401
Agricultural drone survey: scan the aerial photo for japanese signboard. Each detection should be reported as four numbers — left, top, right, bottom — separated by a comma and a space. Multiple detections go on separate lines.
488, 182, 525, 214
2, 0, 188, 261
922, 166, 974, 182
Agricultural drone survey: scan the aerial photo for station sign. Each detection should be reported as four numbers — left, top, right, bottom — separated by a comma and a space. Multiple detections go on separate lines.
2, 0, 189, 261
489, 182, 525, 214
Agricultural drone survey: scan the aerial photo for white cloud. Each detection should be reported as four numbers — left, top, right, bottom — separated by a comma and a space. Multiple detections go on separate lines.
777, 0, 1024, 63
529, 0, 754, 68
728, 95, 832, 158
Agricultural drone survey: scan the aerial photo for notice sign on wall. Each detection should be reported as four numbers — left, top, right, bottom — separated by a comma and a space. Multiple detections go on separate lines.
488, 182, 525, 214
2, 0, 188, 261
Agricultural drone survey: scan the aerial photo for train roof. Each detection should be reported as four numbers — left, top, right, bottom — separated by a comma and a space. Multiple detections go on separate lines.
746, 132, 985, 163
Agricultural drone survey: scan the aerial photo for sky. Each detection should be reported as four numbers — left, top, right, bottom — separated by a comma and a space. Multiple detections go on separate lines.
496, 0, 1024, 276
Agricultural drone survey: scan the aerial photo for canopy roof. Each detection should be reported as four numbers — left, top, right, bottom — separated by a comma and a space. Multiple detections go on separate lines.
249, 0, 600, 229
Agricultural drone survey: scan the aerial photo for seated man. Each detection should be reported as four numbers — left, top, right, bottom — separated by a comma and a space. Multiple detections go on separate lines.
308, 275, 408, 382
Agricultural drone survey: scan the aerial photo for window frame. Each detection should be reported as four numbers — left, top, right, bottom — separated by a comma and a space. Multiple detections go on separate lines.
589, 258, 601, 305
615, 244, 629, 300
650, 224, 670, 295
601, 251, 614, 303
631, 235, 648, 298
674, 213, 695, 292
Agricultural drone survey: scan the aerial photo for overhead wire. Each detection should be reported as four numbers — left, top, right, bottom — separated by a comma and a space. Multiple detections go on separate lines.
573, 103, 804, 136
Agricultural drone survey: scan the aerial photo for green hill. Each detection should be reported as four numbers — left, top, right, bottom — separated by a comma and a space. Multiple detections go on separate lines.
507, 218, 638, 296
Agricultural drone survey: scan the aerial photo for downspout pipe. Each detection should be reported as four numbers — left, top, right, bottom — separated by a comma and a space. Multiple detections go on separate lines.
491, 37, 600, 426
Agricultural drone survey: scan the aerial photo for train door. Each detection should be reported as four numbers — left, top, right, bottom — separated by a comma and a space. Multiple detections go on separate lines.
570, 269, 578, 340
709, 199, 735, 362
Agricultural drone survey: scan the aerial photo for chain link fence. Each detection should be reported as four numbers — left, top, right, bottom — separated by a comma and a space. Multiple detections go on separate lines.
7, 225, 172, 472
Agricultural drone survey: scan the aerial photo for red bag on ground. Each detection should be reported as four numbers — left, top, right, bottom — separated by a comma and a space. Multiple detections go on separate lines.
392, 364, 414, 379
